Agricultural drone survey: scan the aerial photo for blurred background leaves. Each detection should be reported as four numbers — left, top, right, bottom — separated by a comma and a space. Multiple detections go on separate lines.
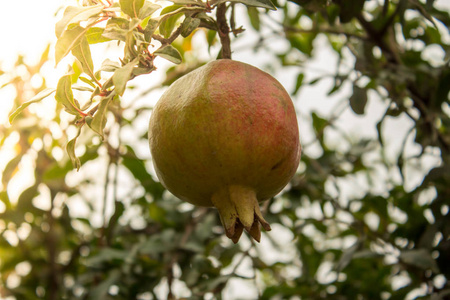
1, 0, 449, 299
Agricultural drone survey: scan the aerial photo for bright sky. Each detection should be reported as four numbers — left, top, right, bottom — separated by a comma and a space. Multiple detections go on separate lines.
0, 0, 65, 64
0, 0, 68, 125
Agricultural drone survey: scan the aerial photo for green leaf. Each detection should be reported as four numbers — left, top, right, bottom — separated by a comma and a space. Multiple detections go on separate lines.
55, 75, 80, 115
432, 69, 450, 110
105, 201, 125, 239
112, 58, 138, 96
72, 36, 95, 80
154, 45, 182, 64
16, 184, 40, 213
247, 7, 260, 31
0, 192, 11, 211
102, 18, 130, 41
86, 94, 114, 138
206, 29, 217, 50
85, 27, 111, 44
349, 85, 368, 115
214, 0, 276, 10
138, 1, 161, 19
144, 18, 159, 41
122, 146, 164, 199
106, 17, 130, 30
55, 5, 104, 38
2, 156, 23, 188
86, 248, 129, 266
79, 76, 97, 88
66, 127, 82, 171
9, 88, 56, 124
71, 60, 83, 83
159, 6, 183, 38
55, 25, 89, 66
181, 16, 201, 38
292, 0, 327, 12
400, 249, 440, 273
335, 0, 365, 23
311, 111, 328, 143
73, 85, 94, 92
101, 59, 121, 72
376, 119, 384, 146
293, 73, 304, 95
335, 241, 361, 272
287, 32, 315, 56
120, 0, 145, 18
102, 25, 128, 41
88, 270, 121, 300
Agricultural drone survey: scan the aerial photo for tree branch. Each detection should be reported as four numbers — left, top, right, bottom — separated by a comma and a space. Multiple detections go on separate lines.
216, 4, 232, 59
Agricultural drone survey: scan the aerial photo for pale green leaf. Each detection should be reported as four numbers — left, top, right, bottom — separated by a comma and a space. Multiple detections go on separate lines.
55, 25, 89, 66
72, 85, 94, 92
129, 18, 142, 31
154, 45, 182, 64
139, 1, 161, 19
71, 60, 83, 83
55, 5, 103, 38
107, 17, 130, 29
79, 76, 97, 88
102, 25, 128, 41
144, 18, 158, 42
101, 18, 129, 41
120, 0, 145, 18
9, 88, 56, 124
181, 16, 201, 37
66, 127, 82, 171
72, 36, 95, 80
55, 75, 79, 115
132, 66, 156, 76
86, 27, 111, 44
86, 94, 114, 139
113, 58, 139, 96
159, 6, 183, 38
101, 59, 121, 72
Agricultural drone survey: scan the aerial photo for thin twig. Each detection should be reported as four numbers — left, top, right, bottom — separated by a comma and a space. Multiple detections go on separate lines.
284, 25, 367, 40
47, 191, 59, 300
101, 154, 112, 246
152, 24, 184, 47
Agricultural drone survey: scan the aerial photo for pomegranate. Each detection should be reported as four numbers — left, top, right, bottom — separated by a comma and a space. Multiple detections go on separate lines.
148, 59, 301, 243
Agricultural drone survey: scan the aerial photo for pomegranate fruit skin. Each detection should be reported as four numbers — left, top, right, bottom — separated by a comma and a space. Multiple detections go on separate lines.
149, 59, 301, 242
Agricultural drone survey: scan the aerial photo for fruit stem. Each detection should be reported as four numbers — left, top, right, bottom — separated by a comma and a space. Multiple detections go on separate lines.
216, 4, 232, 59
211, 185, 271, 243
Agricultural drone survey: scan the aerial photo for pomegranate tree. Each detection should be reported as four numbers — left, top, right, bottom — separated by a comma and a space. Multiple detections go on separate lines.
149, 59, 301, 243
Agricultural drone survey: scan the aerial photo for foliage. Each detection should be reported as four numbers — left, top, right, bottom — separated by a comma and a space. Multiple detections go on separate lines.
1, 0, 450, 299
